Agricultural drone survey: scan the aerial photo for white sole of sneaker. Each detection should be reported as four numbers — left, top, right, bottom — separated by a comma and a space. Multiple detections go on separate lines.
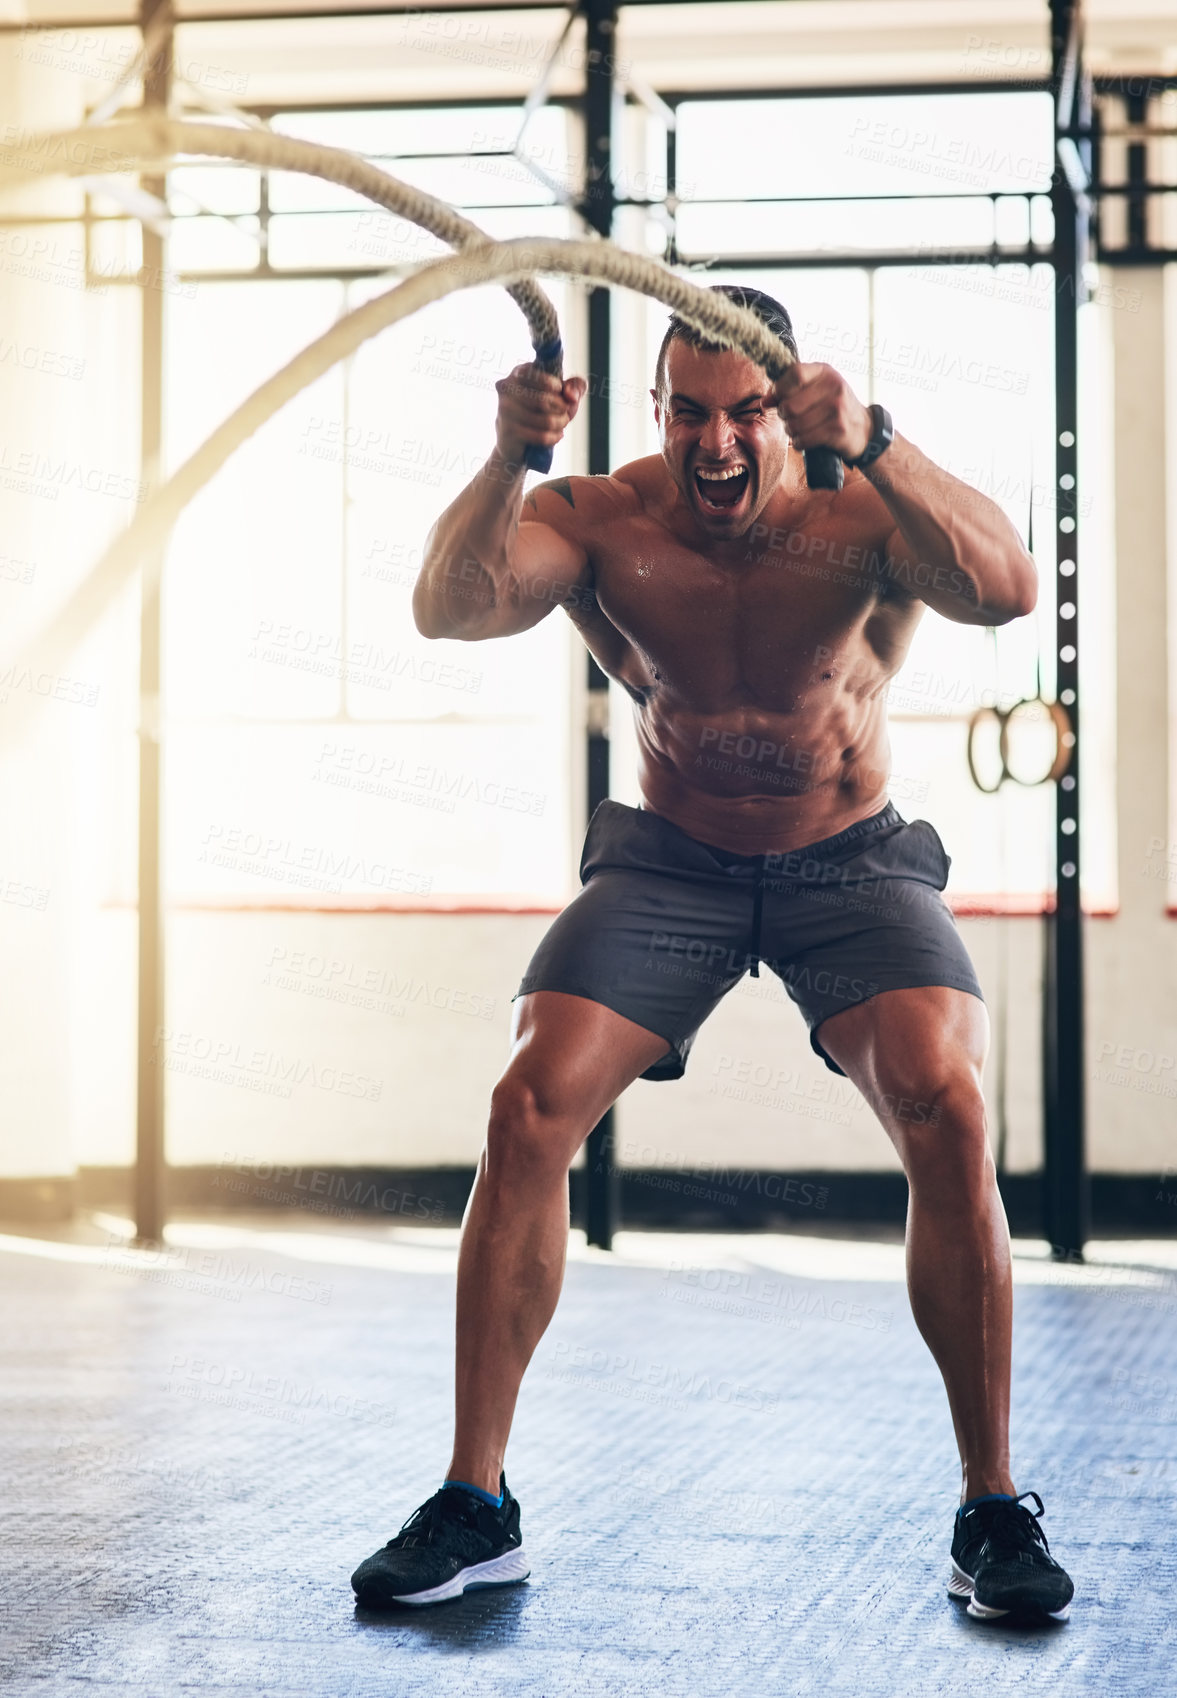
948, 1558, 1071, 1622
392, 1546, 531, 1607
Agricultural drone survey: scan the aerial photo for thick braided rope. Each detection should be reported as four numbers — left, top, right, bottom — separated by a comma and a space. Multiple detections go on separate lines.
3, 236, 794, 683
0, 116, 562, 347
0, 118, 798, 686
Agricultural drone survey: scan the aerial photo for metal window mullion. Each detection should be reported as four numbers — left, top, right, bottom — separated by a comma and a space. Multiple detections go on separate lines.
580, 0, 618, 1251
134, 0, 173, 1246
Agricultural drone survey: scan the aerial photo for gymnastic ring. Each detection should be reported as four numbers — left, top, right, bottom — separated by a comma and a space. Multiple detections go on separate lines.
998, 695, 1073, 786
966, 704, 1006, 794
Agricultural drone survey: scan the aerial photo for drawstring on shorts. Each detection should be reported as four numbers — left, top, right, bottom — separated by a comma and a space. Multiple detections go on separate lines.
749, 856, 766, 978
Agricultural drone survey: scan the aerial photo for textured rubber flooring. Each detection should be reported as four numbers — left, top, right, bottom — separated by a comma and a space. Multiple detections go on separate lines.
0, 1216, 1173, 1697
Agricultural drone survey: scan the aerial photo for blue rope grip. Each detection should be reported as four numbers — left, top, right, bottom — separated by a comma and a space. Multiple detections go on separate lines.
523, 337, 565, 474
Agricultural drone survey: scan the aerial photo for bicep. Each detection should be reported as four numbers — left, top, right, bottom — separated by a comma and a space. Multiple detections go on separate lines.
499, 516, 591, 638
472, 479, 592, 639
446, 515, 587, 642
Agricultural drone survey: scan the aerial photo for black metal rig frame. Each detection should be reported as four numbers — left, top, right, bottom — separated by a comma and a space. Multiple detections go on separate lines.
7, 0, 1156, 1256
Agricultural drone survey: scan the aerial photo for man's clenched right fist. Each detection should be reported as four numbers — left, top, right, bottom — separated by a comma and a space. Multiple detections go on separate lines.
495, 363, 587, 463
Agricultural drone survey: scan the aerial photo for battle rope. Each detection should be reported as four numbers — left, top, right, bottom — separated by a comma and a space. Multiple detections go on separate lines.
0, 118, 837, 484
0, 235, 805, 682
0, 114, 840, 683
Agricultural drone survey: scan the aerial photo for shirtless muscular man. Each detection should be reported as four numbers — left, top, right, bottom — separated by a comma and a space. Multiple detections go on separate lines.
351, 286, 1074, 1626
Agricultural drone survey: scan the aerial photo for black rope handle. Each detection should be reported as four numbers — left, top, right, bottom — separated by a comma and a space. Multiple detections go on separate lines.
522, 335, 565, 475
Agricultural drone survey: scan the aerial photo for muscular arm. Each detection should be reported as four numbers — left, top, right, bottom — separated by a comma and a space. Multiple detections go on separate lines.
412, 454, 590, 641
773, 364, 1036, 627
865, 433, 1038, 626
413, 362, 591, 642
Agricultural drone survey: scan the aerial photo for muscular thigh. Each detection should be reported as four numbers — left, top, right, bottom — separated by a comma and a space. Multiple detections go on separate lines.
816, 985, 990, 1138
504, 990, 672, 1128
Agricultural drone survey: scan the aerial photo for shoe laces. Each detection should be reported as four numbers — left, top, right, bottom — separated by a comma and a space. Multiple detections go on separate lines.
973, 1490, 1051, 1559
389, 1488, 476, 1550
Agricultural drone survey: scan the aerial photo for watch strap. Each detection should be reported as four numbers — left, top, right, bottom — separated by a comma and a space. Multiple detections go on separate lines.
845, 403, 893, 470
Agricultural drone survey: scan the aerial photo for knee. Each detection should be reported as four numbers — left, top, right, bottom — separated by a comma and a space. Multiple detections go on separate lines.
484, 1072, 580, 1190
889, 1073, 994, 1196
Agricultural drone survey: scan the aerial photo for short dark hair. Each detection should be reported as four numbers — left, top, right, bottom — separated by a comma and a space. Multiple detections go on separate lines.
654, 284, 798, 403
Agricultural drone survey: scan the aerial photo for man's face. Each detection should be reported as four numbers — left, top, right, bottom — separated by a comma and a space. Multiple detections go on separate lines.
652, 340, 790, 540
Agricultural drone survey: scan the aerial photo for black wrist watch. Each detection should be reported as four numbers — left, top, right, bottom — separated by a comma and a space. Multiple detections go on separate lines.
843, 403, 893, 470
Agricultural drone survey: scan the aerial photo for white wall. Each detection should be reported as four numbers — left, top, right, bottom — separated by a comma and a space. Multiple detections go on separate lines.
0, 39, 141, 1182
70, 905, 1041, 1178
1083, 267, 1177, 1178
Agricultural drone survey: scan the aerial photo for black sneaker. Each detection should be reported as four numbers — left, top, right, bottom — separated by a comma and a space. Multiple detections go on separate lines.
948, 1490, 1073, 1622
351, 1475, 529, 1608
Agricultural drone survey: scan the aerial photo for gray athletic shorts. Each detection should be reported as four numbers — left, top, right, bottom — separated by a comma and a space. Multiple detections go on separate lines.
514, 798, 983, 1081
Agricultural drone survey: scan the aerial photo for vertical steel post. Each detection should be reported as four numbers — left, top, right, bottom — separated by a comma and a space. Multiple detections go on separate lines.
580, 0, 619, 1249
1044, 0, 1089, 1258
133, 0, 172, 1245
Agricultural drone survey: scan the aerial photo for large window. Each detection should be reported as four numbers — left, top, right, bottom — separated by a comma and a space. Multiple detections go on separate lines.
128, 88, 1116, 911
160, 105, 580, 905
